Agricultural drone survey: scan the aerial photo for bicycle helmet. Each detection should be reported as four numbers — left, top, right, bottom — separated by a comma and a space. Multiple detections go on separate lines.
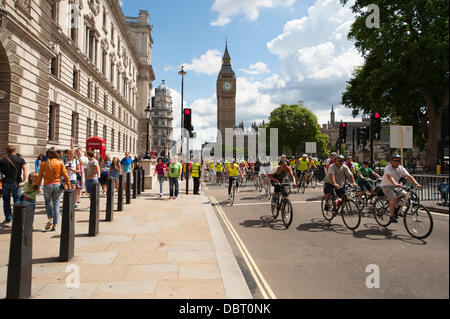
392, 154, 401, 159
331, 152, 337, 156
337, 155, 345, 160
302, 154, 307, 158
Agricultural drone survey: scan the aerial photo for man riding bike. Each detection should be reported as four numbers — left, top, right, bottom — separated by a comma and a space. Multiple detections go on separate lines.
295, 154, 310, 184
253, 158, 262, 183
323, 155, 358, 212
215, 161, 224, 183
380, 154, 422, 223
325, 152, 337, 175
356, 160, 381, 198
267, 157, 296, 197
226, 160, 244, 198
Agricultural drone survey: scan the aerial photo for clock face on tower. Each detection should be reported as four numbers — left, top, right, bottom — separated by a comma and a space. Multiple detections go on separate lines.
222, 81, 232, 91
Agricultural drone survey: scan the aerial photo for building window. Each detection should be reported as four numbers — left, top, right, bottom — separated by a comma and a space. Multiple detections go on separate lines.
123, 133, 126, 152
50, 55, 59, 77
70, 7, 78, 43
110, 25, 115, 45
103, 125, 107, 140
112, 101, 115, 117
110, 62, 114, 83
87, 80, 92, 99
104, 93, 108, 109
111, 128, 115, 151
71, 112, 79, 145
94, 121, 98, 137
73, 68, 79, 91
118, 131, 121, 152
95, 85, 99, 104
51, 2, 59, 23
86, 118, 92, 138
102, 49, 107, 75
116, 69, 120, 90
48, 103, 58, 141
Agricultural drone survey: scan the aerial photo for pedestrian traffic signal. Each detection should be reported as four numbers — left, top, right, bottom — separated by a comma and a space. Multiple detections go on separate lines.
371, 113, 382, 140
339, 122, 347, 143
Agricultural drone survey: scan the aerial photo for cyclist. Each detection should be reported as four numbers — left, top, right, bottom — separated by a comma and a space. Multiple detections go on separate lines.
260, 157, 273, 188
323, 155, 358, 212
226, 159, 244, 198
295, 154, 310, 184
215, 161, 224, 183
325, 152, 337, 175
267, 158, 296, 197
208, 160, 215, 180
344, 156, 357, 175
306, 155, 317, 181
380, 154, 422, 223
253, 158, 262, 183
289, 157, 297, 170
356, 160, 381, 198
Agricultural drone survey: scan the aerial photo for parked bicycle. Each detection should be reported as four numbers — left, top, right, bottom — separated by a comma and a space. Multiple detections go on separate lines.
271, 183, 293, 227
372, 185, 433, 239
321, 182, 362, 230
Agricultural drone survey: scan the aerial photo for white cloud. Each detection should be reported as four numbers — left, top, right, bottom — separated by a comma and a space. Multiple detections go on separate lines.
211, 0, 296, 26
182, 50, 222, 75
240, 62, 271, 75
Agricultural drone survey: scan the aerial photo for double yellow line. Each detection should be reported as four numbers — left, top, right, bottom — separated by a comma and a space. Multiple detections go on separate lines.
209, 196, 277, 299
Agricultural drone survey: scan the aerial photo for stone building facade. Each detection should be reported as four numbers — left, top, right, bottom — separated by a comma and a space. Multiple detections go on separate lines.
151, 80, 173, 157
0, 0, 154, 173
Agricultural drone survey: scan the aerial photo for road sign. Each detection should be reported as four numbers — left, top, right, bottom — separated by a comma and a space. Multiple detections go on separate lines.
390, 126, 413, 149
305, 142, 317, 154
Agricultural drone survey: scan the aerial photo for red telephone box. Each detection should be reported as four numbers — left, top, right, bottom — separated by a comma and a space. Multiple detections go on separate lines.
86, 137, 106, 159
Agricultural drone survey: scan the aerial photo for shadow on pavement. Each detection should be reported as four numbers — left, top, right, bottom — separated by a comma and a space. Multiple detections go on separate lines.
239, 215, 287, 231
32, 257, 60, 264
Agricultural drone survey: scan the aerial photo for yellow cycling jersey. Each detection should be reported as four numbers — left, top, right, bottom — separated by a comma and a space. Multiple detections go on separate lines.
228, 163, 239, 177
216, 163, 223, 172
289, 159, 296, 168
209, 163, 215, 170
297, 158, 309, 171
309, 160, 317, 169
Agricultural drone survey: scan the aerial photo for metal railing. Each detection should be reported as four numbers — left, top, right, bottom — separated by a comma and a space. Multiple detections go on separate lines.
412, 174, 449, 205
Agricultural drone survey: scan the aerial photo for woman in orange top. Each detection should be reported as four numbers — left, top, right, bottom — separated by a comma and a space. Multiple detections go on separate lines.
37, 149, 70, 231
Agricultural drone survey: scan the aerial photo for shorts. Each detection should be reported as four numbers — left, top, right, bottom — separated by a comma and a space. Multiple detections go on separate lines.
70, 180, 77, 186
99, 174, 108, 186
382, 186, 407, 201
358, 180, 373, 192
85, 179, 99, 194
323, 183, 345, 197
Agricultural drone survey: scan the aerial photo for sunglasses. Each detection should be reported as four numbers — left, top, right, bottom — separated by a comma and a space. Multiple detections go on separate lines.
338, 160, 344, 163
392, 159, 401, 162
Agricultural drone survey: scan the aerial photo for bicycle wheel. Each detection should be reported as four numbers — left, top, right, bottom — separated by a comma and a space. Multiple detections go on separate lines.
311, 176, 317, 189
271, 195, 279, 219
242, 175, 247, 187
254, 177, 259, 190
341, 199, 361, 230
403, 203, 433, 239
281, 198, 293, 227
230, 184, 236, 206
301, 180, 306, 194
321, 197, 335, 221
372, 196, 391, 227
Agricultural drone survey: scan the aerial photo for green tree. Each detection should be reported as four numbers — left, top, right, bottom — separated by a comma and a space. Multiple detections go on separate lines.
266, 104, 329, 158
341, 0, 449, 169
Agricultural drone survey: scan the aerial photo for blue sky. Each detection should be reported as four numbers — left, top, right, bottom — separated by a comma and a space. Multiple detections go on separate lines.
120, 0, 363, 143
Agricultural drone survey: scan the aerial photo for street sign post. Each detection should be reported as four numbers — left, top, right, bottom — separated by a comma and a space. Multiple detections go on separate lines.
305, 142, 317, 155
390, 126, 413, 165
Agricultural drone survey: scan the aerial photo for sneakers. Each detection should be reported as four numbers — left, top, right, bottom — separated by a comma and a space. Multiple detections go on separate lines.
160, 193, 163, 198
169, 196, 172, 199
173, 197, 177, 200
50, 226, 56, 232
2, 219, 11, 225
45, 219, 53, 231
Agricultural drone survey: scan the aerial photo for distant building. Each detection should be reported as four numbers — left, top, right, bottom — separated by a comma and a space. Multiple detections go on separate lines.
151, 80, 173, 157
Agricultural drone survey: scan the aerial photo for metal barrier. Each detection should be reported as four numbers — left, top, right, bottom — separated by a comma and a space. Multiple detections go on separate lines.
60, 189, 75, 262
137, 168, 141, 195
412, 174, 450, 204
117, 174, 124, 211
106, 177, 114, 221
132, 170, 137, 199
141, 169, 145, 192
89, 182, 100, 236
126, 172, 131, 204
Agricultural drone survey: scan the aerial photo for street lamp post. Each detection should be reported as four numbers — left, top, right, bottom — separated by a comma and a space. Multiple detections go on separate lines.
143, 104, 151, 159
178, 66, 189, 194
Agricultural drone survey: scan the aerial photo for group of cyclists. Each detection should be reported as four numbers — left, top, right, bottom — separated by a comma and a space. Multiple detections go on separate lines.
203, 151, 424, 225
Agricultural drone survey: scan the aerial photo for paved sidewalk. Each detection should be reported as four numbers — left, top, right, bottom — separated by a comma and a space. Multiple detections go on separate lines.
0, 175, 251, 299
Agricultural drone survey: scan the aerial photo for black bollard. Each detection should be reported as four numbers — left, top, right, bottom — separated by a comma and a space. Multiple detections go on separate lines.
126, 172, 132, 204
106, 178, 114, 221
137, 169, 141, 195
88, 182, 100, 236
60, 189, 75, 262
132, 170, 137, 199
6, 201, 34, 299
141, 169, 145, 192
117, 174, 124, 211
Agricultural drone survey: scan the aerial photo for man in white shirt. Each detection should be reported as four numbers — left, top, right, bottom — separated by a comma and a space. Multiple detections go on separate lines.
381, 154, 422, 223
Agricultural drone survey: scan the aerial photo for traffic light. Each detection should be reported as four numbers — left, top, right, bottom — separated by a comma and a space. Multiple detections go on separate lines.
361, 126, 369, 146
183, 108, 193, 131
339, 122, 347, 143
371, 113, 381, 139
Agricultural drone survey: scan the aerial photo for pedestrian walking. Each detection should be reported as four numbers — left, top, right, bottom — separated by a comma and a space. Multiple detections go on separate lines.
64, 150, 81, 208
99, 155, 111, 194
35, 153, 44, 173
154, 157, 168, 197
168, 156, 182, 199
19, 172, 41, 225
0, 145, 28, 224
85, 150, 100, 199
37, 148, 70, 231
108, 157, 122, 190
120, 152, 134, 189
192, 160, 201, 195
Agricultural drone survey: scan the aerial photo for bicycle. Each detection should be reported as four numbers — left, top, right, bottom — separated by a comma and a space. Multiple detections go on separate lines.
296, 171, 308, 194
354, 179, 381, 210
270, 182, 293, 227
216, 171, 224, 186
372, 185, 433, 239
263, 175, 272, 198
320, 182, 362, 230
228, 177, 240, 206
239, 169, 248, 187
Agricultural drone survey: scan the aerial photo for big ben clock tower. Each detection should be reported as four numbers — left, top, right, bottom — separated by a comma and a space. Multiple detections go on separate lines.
217, 41, 236, 143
